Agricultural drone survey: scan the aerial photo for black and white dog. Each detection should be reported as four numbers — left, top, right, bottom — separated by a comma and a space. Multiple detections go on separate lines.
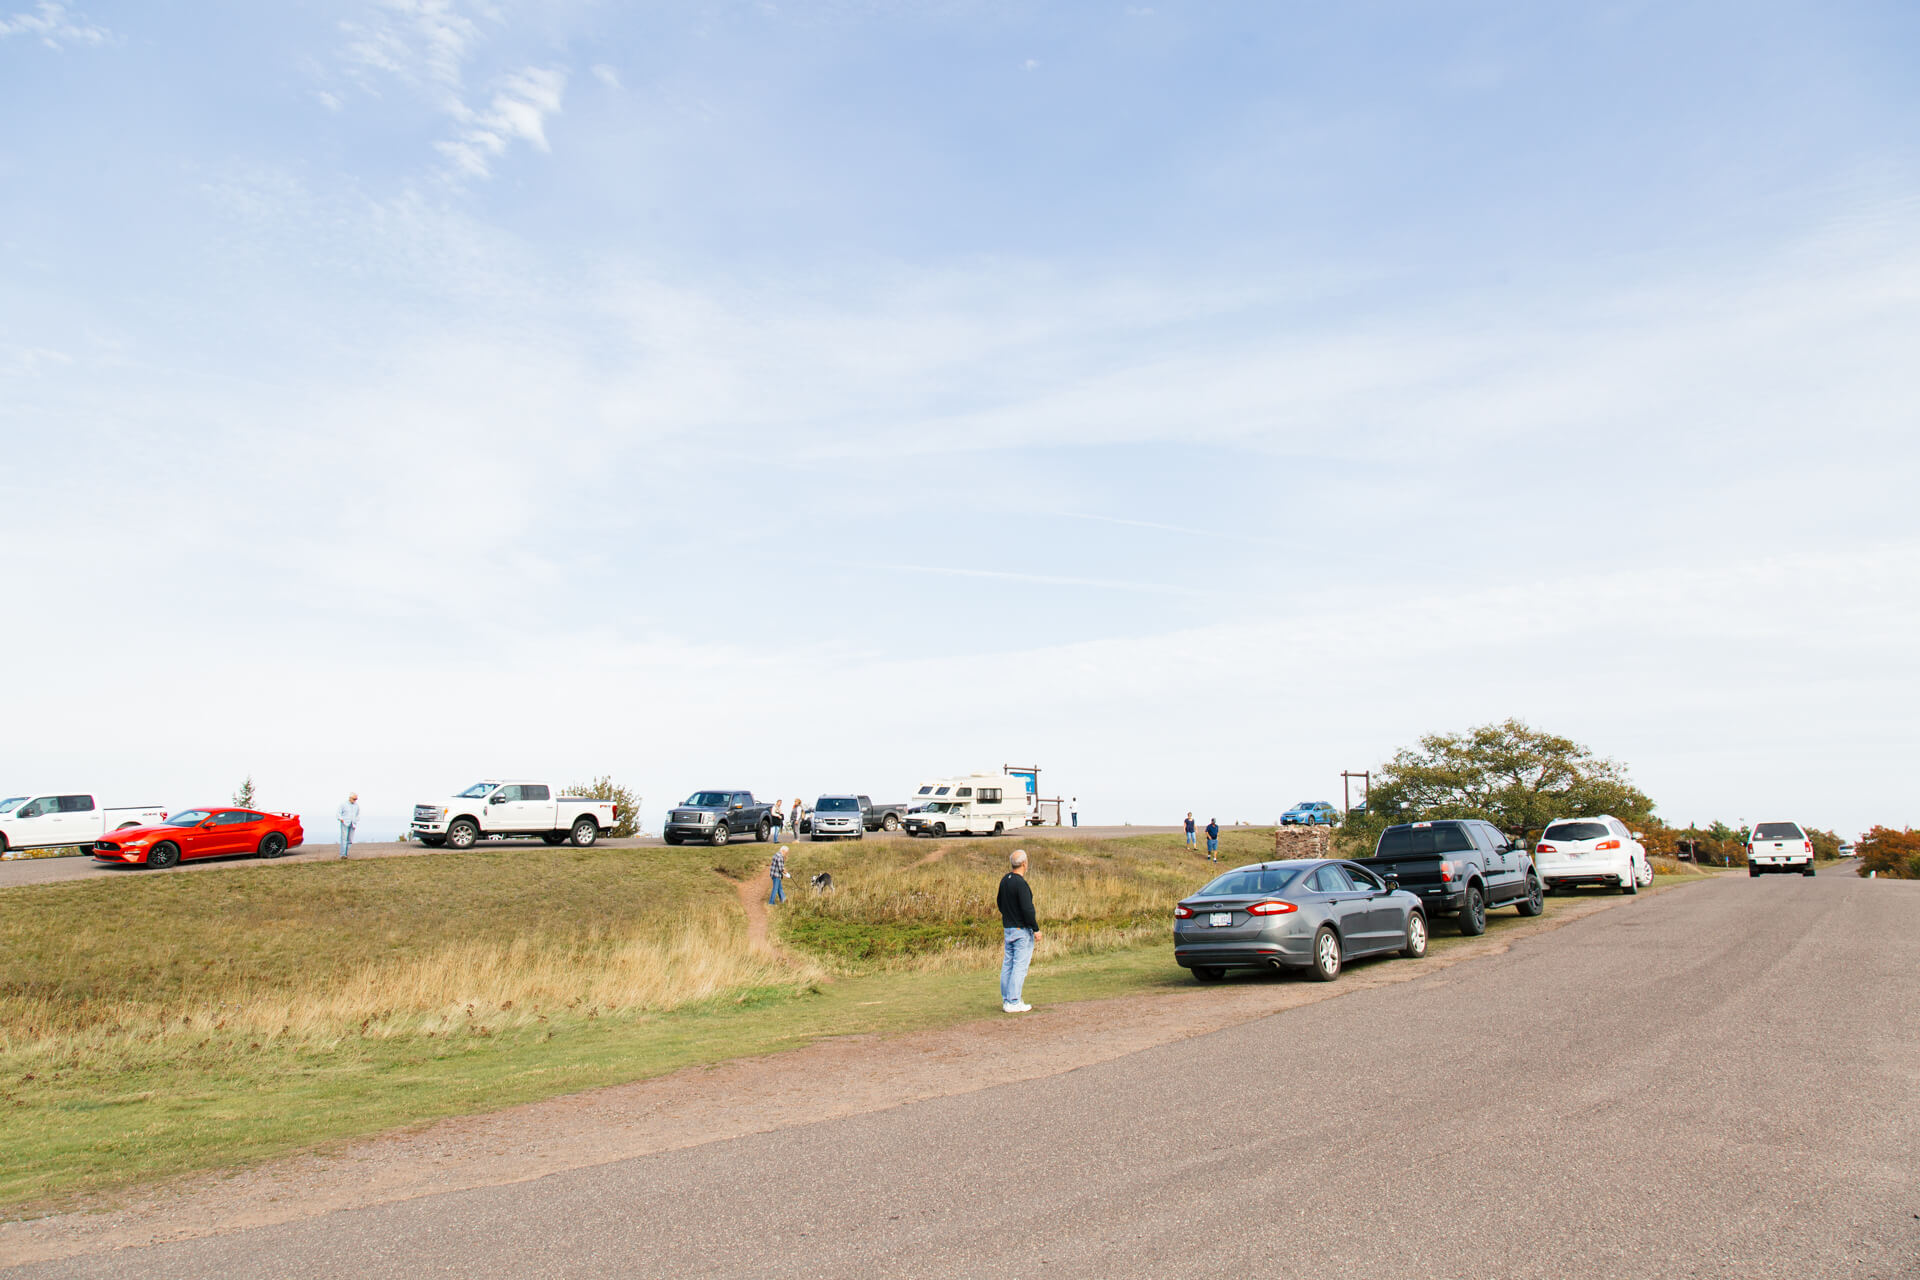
810, 871, 834, 893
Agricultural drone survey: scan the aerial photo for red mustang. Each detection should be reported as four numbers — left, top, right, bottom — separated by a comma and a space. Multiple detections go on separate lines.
92, 808, 305, 868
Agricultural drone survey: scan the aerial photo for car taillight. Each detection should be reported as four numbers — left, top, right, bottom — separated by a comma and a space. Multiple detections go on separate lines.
1536, 843, 1557, 854
1439, 861, 1454, 882
612, 805, 619, 820
1246, 900, 1297, 916
1174, 905, 1194, 919
1596, 839, 1620, 851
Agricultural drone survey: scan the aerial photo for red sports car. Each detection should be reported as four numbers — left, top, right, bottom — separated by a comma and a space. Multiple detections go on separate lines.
92, 808, 305, 868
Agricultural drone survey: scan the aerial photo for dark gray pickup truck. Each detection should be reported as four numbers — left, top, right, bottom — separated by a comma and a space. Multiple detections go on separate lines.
859, 796, 910, 832
1356, 818, 1543, 935
663, 790, 775, 846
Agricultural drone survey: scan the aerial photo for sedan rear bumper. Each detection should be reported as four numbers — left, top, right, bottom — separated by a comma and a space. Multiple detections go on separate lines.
1173, 935, 1313, 969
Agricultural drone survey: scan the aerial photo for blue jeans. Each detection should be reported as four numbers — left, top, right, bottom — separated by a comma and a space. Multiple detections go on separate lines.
1000, 928, 1034, 1005
769, 874, 785, 904
1071, 813, 1078, 827
1186, 830, 1196, 846
1206, 837, 1218, 856
339, 826, 354, 858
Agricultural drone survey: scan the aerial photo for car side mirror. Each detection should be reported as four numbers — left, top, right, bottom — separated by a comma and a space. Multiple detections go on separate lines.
733, 802, 744, 810
1384, 875, 1400, 893
1632, 832, 1645, 841
489, 794, 507, 804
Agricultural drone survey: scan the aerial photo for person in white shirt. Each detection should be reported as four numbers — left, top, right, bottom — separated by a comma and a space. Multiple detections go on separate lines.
337, 793, 361, 859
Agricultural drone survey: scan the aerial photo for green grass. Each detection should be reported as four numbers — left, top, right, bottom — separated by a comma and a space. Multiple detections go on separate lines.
0, 831, 1709, 1213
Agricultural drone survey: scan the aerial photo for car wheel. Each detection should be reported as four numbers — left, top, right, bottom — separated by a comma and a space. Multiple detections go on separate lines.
1311, 928, 1342, 981
711, 824, 729, 847
992, 823, 1004, 836
571, 818, 598, 847
148, 841, 181, 869
1748, 864, 1760, 877
542, 832, 567, 845
1802, 863, 1816, 877
419, 835, 447, 848
1191, 966, 1227, 983
933, 823, 947, 837
1400, 912, 1429, 958
258, 833, 287, 859
1458, 886, 1487, 936
447, 819, 479, 850
1620, 868, 1638, 895
0, 833, 8, 856
755, 821, 770, 842
663, 834, 680, 846
883, 813, 900, 832
1516, 874, 1544, 917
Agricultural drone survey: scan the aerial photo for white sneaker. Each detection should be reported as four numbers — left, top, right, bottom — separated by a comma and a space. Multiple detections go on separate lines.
1008, 1002, 1032, 1013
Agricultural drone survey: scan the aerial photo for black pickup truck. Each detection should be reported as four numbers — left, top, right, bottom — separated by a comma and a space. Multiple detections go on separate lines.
859, 796, 911, 832
663, 790, 775, 846
1357, 818, 1543, 935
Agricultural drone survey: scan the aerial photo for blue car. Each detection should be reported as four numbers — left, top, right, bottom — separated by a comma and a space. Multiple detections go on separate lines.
1281, 801, 1340, 826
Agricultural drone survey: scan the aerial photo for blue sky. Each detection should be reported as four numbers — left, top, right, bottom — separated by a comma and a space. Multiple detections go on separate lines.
3, 0, 1916, 838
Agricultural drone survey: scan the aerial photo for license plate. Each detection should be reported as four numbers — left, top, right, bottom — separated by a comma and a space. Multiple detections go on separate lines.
1210, 912, 1232, 927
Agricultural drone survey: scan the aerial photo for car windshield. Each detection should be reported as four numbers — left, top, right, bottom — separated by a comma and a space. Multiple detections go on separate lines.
1289, 802, 1316, 811
922, 802, 953, 813
684, 792, 733, 807
1375, 824, 1475, 856
816, 797, 859, 812
165, 809, 212, 827
1543, 821, 1610, 842
1194, 866, 1302, 897
456, 783, 496, 798
0, 796, 25, 814
1753, 822, 1805, 841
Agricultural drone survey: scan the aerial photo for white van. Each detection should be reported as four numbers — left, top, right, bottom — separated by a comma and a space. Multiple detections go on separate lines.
901, 772, 1033, 838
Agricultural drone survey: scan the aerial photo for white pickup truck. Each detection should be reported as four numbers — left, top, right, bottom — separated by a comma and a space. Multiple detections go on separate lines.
410, 781, 619, 850
0, 793, 169, 858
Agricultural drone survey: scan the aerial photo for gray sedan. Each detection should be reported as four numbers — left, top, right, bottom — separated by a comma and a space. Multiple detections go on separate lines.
1173, 858, 1428, 982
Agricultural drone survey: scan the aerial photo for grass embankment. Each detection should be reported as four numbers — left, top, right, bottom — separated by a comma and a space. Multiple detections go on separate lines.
1, 832, 1709, 1212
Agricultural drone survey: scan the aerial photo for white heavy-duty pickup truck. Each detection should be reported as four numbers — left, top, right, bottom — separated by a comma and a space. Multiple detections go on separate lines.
0, 793, 169, 858
410, 781, 619, 850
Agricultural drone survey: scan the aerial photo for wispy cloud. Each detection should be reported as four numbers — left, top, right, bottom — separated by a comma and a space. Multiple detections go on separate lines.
877, 563, 1205, 596
333, 0, 567, 182
437, 65, 568, 179
0, 0, 108, 48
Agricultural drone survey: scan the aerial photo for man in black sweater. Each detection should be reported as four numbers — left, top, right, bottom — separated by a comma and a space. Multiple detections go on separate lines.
997, 849, 1042, 1013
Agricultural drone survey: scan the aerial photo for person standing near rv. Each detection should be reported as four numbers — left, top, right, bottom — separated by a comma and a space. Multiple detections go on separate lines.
768, 802, 784, 843
1205, 818, 1220, 861
1184, 812, 1197, 849
998, 849, 1041, 1013
790, 797, 805, 837
1069, 798, 1078, 827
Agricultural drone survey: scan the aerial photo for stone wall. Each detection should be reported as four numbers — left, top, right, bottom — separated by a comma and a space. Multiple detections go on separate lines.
1271, 825, 1332, 860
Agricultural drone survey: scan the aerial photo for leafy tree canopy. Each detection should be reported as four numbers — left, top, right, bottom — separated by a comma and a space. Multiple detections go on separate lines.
1341, 719, 1653, 849
567, 776, 641, 839
1856, 826, 1920, 879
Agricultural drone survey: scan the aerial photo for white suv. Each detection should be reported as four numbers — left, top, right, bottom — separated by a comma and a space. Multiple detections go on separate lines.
1748, 821, 1816, 877
1534, 815, 1651, 895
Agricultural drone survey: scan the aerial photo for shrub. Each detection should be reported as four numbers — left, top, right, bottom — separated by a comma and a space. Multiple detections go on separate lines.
1855, 826, 1920, 879
567, 776, 641, 838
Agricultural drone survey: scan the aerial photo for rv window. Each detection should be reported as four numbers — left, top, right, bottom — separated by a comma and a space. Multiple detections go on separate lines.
957, 788, 973, 797
917, 786, 934, 796
934, 787, 950, 796
980, 788, 1001, 803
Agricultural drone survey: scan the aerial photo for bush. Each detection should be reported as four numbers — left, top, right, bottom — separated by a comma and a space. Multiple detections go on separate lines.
1855, 826, 1920, 879
566, 776, 641, 838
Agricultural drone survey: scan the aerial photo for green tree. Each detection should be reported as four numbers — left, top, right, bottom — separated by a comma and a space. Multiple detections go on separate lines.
1855, 826, 1920, 879
567, 776, 641, 838
233, 775, 256, 808
1336, 719, 1653, 854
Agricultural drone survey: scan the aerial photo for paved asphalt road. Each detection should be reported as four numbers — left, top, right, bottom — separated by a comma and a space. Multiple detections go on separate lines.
14, 870, 1916, 1278
0, 825, 1179, 889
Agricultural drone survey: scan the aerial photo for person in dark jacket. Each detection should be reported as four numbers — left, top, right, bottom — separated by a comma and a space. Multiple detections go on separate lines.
997, 849, 1042, 1013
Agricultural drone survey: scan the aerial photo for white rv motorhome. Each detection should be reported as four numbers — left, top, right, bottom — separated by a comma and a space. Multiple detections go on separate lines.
901, 772, 1033, 837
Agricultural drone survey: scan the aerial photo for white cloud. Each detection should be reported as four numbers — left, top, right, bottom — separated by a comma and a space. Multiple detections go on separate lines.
436, 65, 568, 178
333, 0, 565, 181
1021, 58, 1039, 71
0, 0, 108, 48
592, 62, 620, 89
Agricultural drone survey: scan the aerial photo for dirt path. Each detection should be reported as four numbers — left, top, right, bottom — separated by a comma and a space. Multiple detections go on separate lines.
729, 870, 777, 955
913, 845, 949, 867
0, 882, 1706, 1268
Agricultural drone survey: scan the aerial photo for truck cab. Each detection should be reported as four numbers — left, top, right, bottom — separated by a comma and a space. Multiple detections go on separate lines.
1358, 818, 1543, 935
